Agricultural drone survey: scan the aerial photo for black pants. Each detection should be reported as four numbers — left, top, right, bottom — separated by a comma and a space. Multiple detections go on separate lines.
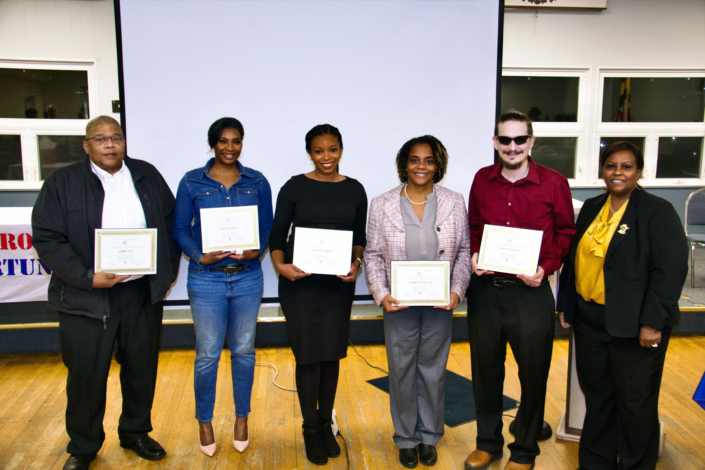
59, 277, 163, 456
574, 297, 669, 470
466, 274, 555, 464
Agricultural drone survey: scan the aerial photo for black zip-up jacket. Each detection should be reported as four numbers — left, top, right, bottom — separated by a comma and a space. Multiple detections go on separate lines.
31, 156, 181, 320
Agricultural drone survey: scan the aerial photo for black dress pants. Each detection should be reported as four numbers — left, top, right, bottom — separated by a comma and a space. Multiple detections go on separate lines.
574, 297, 669, 470
58, 277, 163, 456
466, 274, 555, 464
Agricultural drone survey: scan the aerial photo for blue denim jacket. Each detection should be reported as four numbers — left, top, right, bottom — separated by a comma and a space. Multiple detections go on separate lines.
173, 158, 274, 270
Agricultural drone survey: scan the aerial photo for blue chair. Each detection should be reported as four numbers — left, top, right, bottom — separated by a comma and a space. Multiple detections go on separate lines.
685, 188, 705, 287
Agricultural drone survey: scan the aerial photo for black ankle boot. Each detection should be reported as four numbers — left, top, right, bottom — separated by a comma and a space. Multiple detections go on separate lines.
302, 423, 328, 465
318, 419, 341, 457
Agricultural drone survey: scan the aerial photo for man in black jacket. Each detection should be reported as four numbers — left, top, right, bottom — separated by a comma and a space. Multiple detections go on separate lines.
32, 116, 181, 470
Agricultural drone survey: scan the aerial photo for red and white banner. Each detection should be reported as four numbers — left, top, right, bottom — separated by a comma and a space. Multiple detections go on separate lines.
0, 208, 50, 303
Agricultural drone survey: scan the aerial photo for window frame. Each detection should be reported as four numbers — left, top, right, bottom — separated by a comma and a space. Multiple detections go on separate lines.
0, 59, 96, 190
502, 67, 705, 188
502, 67, 591, 186
595, 68, 705, 187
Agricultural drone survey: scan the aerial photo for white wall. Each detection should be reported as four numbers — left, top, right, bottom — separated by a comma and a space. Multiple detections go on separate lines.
503, 0, 705, 69
0, 0, 121, 121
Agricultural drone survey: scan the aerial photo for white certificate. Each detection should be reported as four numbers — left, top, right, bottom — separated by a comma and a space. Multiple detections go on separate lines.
292, 227, 353, 276
391, 260, 450, 306
94, 229, 157, 275
477, 224, 543, 276
200, 206, 259, 253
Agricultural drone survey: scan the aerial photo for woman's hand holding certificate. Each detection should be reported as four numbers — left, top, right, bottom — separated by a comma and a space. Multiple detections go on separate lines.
200, 206, 260, 253
292, 227, 353, 276
390, 261, 450, 307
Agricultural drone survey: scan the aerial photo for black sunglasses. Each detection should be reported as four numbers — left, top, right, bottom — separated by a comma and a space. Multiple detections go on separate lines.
496, 135, 531, 146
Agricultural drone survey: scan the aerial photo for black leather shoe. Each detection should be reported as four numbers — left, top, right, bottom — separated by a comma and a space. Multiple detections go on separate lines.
62, 452, 96, 470
119, 435, 166, 461
319, 419, 341, 457
302, 423, 328, 465
399, 447, 418, 468
418, 444, 438, 466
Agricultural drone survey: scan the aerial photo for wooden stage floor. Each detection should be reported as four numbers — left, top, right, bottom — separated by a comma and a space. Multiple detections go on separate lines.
1, 338, 704, 469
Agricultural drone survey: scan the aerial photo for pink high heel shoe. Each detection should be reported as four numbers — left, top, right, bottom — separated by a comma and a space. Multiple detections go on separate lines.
199, 424, 216, 457
232, 420, 249, 452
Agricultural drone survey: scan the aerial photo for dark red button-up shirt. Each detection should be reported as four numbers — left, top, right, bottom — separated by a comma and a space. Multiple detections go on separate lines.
468, 158, 576, 279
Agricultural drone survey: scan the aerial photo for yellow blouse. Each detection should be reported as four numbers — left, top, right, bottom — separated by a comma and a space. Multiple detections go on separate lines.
574, 196, 629, 305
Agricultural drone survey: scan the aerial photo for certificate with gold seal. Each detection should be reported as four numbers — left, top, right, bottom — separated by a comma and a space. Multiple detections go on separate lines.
391, 260, 450, 306
477, 224, 543, 276
94, 229, 157, 275
200, 206, 260, 253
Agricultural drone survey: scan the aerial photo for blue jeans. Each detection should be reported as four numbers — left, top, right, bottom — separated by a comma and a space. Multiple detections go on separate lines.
187, 266, 263, 422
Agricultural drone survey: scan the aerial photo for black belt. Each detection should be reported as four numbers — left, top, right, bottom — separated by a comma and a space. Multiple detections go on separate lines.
208, 265, 246, 274
479, 275, 517, 288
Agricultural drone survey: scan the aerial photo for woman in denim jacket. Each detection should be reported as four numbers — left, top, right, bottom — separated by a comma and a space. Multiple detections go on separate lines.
173, 117, 273, 457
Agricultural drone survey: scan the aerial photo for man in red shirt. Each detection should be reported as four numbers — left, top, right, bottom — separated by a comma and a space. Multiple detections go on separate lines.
464, 110, 576, 470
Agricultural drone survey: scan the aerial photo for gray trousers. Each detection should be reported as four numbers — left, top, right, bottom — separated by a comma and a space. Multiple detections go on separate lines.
383, 306, 453, 449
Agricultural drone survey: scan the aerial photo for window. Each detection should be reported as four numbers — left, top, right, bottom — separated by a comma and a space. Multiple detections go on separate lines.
656, 136, 703, 179
37, 135, 86, 180
501, 68, 589, 184
597, 69, 705, 186
0, 68, 90, 120
531, 137, 578, 179
0, 134, 22, 181
502, 67, 705, 187
501, 76, 580, 122
602, 77, 704, 123
0, 60, 96, 190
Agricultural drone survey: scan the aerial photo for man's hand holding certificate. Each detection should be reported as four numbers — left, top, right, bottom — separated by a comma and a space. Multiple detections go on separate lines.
95, 229, 157, 275
476, 224, 544, 283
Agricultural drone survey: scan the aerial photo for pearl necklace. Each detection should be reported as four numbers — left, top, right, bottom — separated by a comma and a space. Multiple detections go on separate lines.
404, 184, 428, 206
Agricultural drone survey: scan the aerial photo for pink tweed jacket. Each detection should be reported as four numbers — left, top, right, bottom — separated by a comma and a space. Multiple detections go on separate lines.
364, 184, 472, 306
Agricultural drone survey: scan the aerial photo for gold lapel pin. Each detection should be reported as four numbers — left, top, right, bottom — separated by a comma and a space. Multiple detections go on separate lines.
618, 224, 629, 235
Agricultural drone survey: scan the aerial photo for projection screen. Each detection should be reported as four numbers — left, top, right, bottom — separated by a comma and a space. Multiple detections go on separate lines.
116, 0, 501, 304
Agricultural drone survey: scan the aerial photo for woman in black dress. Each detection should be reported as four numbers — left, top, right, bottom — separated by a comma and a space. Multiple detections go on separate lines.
269, 124, 367, 465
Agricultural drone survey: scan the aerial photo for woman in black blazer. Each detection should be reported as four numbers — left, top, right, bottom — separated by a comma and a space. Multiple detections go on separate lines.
556, 141, 688, 470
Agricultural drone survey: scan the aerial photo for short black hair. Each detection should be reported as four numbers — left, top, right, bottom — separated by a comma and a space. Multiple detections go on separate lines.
208, 117, 244, 149
495, 108, 533, 136
395, 135, 448, 184
85, 115, 122, 136
599, 141, 644, 170
305, 124, 343, 152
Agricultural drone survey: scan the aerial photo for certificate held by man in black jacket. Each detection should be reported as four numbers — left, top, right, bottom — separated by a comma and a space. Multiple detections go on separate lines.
31, 115, 181, 470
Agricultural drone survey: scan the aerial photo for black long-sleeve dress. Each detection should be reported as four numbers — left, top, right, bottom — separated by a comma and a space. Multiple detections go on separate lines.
270, 174, 367, 365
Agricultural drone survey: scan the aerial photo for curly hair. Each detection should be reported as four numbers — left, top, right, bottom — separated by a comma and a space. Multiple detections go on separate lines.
395, 135, 448, 184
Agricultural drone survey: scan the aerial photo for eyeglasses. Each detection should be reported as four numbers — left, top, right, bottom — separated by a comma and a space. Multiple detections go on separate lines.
496, 135, 531, 146
86, 135, 125, 145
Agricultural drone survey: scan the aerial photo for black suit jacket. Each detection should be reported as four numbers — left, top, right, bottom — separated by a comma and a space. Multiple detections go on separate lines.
556, 189, 688, 338
32, 156, 181, 320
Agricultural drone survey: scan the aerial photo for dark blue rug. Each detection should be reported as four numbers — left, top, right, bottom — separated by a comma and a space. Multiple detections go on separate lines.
367, 370, 518, 428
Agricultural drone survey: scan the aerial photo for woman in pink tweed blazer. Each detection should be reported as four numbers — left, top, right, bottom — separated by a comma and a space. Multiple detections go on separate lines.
364, 135, 471, 468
